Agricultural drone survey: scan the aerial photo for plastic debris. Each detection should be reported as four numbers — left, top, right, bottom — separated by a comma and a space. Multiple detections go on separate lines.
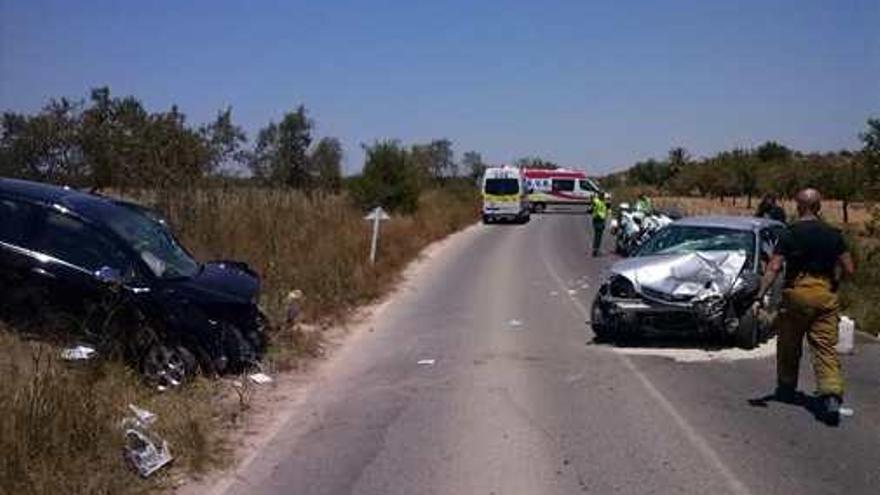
248, 372, 273, 385
417, 359, 436, 366
508, 319, 523, 327
128, 404, 157, 425
839, 407, 854, 417
836, 316, 855, 354
549, 291, 559, 296
60, 345, 96, 361
567, 289, 577, 295
122, 405, 172, 477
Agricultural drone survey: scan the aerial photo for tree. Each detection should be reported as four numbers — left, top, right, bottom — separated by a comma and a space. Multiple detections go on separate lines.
250, 105, 313, 188
462, 151, 485, 184
309, 137, 343, 192
861, 118, 880, 200
0, 98, 85, 184
349, 140, 421, 213
514, 156, 558, 169
667, 147, 690, 179
818, 153, 864, 223
756, 141, 792, 163
199, 107, 247, 175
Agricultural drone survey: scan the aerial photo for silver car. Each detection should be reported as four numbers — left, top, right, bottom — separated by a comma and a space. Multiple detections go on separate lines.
590, 215, 786, 348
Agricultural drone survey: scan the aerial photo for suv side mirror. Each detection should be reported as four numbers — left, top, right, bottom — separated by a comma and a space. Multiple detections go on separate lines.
94, 266, 123, 286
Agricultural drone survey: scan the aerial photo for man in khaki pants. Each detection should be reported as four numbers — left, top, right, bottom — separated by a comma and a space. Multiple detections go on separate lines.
758, 188, 854, 425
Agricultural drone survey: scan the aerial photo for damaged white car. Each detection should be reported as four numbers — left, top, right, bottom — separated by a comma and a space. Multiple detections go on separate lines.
591, 216, 786, 348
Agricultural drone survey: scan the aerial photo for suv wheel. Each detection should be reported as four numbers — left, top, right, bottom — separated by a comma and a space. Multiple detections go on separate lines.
141, 343, 197, 389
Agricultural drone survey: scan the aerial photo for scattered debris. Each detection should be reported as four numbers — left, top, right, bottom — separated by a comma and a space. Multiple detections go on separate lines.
508, 319, 523, 328
286, 289, 304, 324
417, 359, 436, 366
121, 405, 173, 477
128, 404, 157, 425
567, 289, 577, 295
60, 345, 96, 361
248, 372, 273, 385
836, 316, 855, 354
549, 291, 559, 296
581, 283, 590, 289
840, 407, 854, 417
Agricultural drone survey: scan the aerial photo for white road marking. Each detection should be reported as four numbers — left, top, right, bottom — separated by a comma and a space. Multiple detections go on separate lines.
539, 241, 753, 495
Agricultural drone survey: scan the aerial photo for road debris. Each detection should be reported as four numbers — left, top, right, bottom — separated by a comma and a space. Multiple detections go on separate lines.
508, 319, 523, 328
567, 289, 577, 295
248, 372, 273, 385
122, 404, 172, 477
60, 345, 96, 361
417, 359, 436, 366
839, 407, 854, 417
549, 290, 559, 296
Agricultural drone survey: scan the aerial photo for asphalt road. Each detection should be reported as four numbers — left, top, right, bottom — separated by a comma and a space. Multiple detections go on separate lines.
222, 212, 880, 495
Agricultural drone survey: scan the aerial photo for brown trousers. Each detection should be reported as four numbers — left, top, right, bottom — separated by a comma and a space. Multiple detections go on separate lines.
775, 275, 844, 397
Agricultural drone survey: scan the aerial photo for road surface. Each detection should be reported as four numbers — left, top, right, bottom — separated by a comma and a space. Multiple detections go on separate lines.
221, 213, 880, 495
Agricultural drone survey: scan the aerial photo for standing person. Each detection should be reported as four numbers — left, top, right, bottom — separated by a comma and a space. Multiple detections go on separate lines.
635, 193, 652, 214
591, 193, 609, 256
756, 193, 787, 223
757, 188, 854, 425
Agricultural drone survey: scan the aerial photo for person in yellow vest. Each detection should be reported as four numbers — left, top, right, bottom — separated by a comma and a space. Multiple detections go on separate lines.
757, 188, 854, 425
591, 193, 609, 256
635, 193, 652, 214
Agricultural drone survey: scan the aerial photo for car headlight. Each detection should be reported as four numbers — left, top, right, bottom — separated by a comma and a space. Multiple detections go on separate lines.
609, 275, 638, 298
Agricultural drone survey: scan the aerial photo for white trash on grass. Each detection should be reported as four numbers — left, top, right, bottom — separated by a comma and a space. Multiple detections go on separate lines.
60, 345, 96, 361
121, 405, 172, 477
248, 372, 273, 385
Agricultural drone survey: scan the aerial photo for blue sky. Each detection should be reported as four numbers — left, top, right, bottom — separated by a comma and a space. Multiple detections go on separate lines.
1, 0, 878, 174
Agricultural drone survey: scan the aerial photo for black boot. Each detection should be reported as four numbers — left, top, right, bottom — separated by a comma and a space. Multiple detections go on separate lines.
774, 384, 797, 403
821, 395, 842, 426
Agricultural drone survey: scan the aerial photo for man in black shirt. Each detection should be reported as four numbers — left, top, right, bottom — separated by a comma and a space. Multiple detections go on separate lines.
758, 188, 854, 425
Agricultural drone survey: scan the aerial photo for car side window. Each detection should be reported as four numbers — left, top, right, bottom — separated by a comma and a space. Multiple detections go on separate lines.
29, 209, 134, 274
552, 179, 574, 192
0, 198, 42, 245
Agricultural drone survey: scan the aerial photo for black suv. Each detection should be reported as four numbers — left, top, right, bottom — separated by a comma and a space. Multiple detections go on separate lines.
0, 178, 268, 387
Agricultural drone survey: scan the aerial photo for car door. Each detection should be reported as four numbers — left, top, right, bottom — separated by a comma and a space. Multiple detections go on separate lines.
13, 205, 139, 333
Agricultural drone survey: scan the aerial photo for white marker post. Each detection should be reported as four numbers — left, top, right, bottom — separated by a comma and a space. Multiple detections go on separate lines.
364, 206, 390, 264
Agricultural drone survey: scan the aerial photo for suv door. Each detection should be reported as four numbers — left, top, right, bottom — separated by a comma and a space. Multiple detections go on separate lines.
4, 202, 138, 333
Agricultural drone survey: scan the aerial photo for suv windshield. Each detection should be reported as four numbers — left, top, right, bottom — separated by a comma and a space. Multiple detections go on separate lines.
484, 178, 519, 195
72, 199, 199, 279
636, 225, 755, 259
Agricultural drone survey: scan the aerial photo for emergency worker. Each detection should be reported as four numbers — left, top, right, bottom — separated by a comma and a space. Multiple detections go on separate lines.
756, 193, 787, 223
591, 193, 609, 256
757, 188, 854, 425
635, 193, 652, 214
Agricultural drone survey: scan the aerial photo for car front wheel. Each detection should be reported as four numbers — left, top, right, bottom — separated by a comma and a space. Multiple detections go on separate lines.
734, 306, 760, 349
141, 343, 198, 389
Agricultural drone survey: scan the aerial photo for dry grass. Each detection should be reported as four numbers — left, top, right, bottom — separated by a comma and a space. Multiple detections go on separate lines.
0, 186, 479, 495
0, 326, 237, 495
652, 196, 872, 232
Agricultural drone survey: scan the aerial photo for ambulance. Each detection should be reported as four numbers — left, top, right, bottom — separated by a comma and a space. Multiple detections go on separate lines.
523, 168, 602, 212
481, 165, 530, 224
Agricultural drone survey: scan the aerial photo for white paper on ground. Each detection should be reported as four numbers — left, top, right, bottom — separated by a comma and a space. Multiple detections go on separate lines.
248, 372, 273, 385
417, 359, 436, 366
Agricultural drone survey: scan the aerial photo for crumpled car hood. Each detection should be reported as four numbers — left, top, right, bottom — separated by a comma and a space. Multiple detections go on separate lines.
610, 250, 747, 300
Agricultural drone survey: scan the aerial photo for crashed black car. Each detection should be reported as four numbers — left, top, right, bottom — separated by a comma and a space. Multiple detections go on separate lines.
591, 216, 785, 348
0, 178, 267, 386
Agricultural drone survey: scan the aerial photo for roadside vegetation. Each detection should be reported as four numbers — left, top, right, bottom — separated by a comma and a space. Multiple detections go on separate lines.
601, 119, 880, 336
0, 88, 480, 494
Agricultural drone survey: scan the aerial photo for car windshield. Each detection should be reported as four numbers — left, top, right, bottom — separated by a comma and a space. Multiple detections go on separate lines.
73, 199, 200, 279
636, 225, 755, 258
484, 178, 519, 195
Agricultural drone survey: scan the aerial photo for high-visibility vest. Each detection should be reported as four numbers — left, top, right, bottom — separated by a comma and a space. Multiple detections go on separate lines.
592, 197, 608, 220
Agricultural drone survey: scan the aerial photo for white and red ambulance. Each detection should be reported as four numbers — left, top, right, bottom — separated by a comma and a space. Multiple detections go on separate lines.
523, 168, 602, 212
